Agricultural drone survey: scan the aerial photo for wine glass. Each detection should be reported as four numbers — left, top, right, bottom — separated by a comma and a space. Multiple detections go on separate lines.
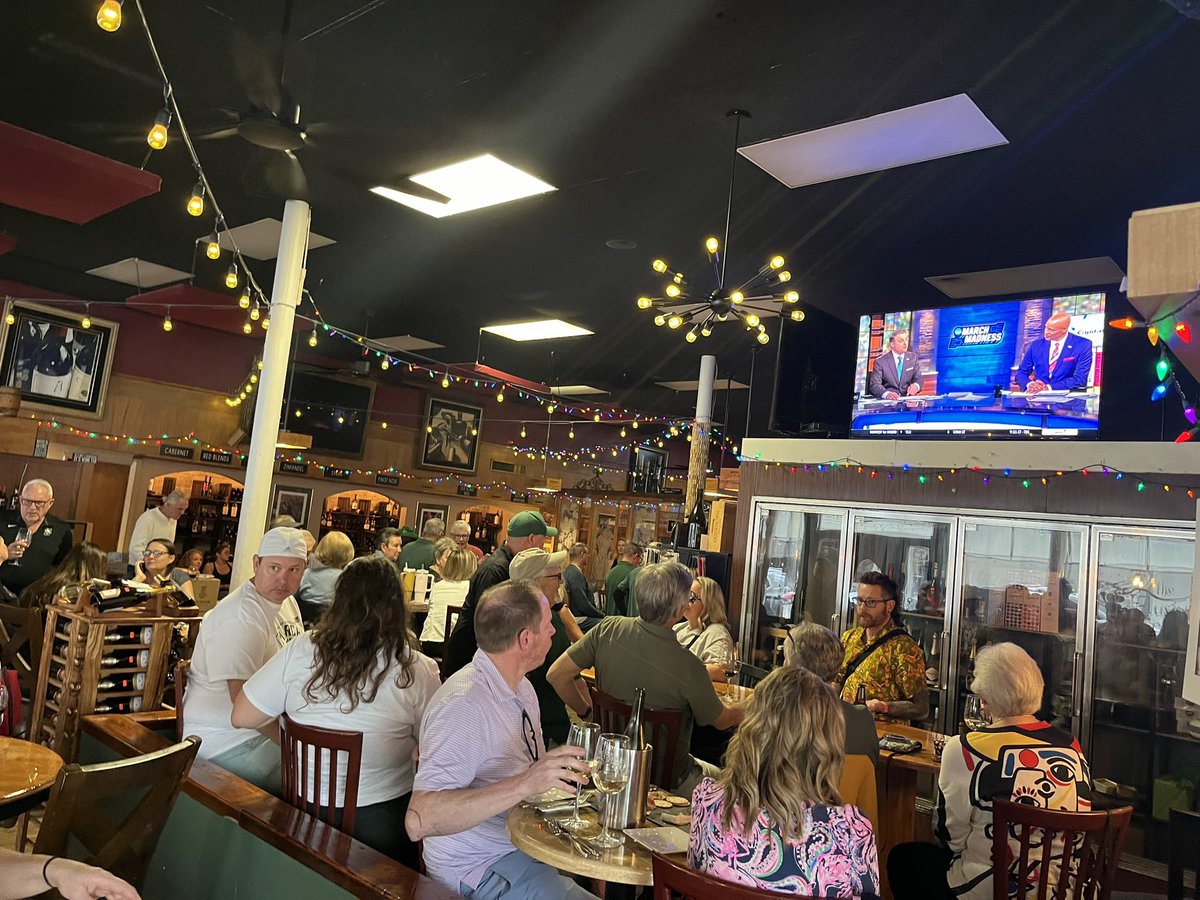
963, 694, 990, 731
8, 526, 31, 567
718, 644, 741, 685
591, 733, 631, 849
563, 722, 600, 834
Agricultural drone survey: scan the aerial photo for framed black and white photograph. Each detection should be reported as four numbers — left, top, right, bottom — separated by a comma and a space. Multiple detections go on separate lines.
270, 484, 313, 528
416, 502, 450, 532
420, 397, 482, 473
0, 300, 119, 419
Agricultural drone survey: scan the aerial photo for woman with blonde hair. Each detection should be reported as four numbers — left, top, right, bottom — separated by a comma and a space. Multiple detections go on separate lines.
419, 546, 477, 656
296, 531, 354, 627
429, 536, 457, 579
674, 575, 735, 681
689, 665, 879, 896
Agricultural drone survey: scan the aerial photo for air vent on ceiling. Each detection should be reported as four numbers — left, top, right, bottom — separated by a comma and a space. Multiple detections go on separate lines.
491, 459, 526, 475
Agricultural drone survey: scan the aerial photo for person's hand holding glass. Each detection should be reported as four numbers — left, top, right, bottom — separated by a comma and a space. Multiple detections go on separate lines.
591, 733, 631, 849
7, 526, 31, 566
963, 694, 990, 731
563, 722, 600, 833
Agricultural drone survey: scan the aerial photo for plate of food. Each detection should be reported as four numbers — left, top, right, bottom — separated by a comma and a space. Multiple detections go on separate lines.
646, 788, 691, 826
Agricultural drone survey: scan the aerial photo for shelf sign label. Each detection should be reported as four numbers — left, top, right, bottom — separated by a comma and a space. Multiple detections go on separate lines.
71, 452, 98, 464
160, 444, 194, 460
510, 490, 530, 503
375, 473, 400, 486
323, 466, 352, 480
200, 449, 233, 466
457, 483, 478, 497
279, 461, 308, 474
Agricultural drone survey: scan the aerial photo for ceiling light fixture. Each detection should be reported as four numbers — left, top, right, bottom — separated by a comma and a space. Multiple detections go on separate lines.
186, 180, 205, 217
481, 319, 593, 342
147, 108, 171, 150
96, 0, 123, 32
637, 110, 804, 346
205, 231, 221, 260
238, 286, 250, 309
369, 154, 556, 218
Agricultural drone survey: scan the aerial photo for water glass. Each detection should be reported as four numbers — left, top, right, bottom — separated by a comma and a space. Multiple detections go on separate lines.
563, 722, 600, 834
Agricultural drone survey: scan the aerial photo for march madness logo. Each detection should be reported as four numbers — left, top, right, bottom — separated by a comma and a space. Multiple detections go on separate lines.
948, 322, 1006, 349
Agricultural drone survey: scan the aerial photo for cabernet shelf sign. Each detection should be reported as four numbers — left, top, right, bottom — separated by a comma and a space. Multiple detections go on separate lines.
323, 466, 352, 480
375, 473, 400, 486
200, 449, 233, 466
279, 461, 308, 475
159, 444, 194, 460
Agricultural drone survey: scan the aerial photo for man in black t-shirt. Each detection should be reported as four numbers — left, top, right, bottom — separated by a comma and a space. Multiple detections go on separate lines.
0, 478, 74, 596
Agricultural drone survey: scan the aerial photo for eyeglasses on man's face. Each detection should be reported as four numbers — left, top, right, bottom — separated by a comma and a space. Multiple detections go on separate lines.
856, 596, 891, 609
19, 497, 50, 509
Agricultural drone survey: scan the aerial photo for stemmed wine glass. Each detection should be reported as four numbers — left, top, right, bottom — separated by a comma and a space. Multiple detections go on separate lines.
563, 722, 600, 834
591, 733, 632, 849
9, 526, 31, 567
718, 644, 741, 685
963, 694, 990, 731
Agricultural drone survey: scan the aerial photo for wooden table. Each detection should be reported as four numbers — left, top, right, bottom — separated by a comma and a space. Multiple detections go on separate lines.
0, 736, 64, 815
507, 803, 679, 887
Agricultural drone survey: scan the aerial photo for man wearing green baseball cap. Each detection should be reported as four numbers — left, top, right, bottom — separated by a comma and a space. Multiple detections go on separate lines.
441, 510, 557, 678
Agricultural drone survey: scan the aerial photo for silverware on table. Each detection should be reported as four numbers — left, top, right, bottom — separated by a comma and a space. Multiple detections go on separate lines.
539, 811, 601, 858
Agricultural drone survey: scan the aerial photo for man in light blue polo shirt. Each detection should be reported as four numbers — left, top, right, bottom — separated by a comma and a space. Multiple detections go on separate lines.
407, 580, 595, 898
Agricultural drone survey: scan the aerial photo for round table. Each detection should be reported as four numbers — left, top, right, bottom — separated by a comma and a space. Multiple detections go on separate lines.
508, 803, 675, 887
0, 736, 64, 815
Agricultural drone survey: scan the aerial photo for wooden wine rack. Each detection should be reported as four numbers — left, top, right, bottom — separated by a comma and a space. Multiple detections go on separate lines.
31, 602, 199, 761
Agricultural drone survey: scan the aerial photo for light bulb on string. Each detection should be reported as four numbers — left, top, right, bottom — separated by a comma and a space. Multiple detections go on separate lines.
186, 180, 205, 217
250, 306, 261, 321
381, 358, 389, 370
568, 428, 575, 439
1186, 405, 1197, 425
637, 296, 652, 309
1148, 325, 1160, 346
242, 317, 252, 335
162, 310, 173, 332
756, 331, 770, 345
1157, 357, 1171, 381
653, 314, 666, 327
261, 316, 269, 330
4, 312, 14, 326
790, 309, 805, 322
81, 306, 92, 329
96, 0, 122, 31
225, 263, 238, 289
238, 286, 250, 309
496, 389, 505, 403
146, 108, 170, 150
1177, 322, 1193, 344
594, 413, 601, 422
520, 427, 527, 439
1109, 316, 1137, 330
205, 232, 221, 260
308, 331, 318, 348
441, 375, 450, 388
1151, 383, 1169, 401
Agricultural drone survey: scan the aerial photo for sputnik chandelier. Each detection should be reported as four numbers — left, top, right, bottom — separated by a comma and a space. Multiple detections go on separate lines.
636, 109, 803, 346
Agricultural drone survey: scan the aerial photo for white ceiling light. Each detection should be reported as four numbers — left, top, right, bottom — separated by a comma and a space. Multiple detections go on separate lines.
481, 319, 593, 341
370, 154, 556, 218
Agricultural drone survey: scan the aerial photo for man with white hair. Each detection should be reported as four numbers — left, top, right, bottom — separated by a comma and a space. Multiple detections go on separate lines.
398, 516, 445, 570
0, 478, 72, 595
449, 518, 484, 561
128, 489, 188, 567
182, 527, 307, 790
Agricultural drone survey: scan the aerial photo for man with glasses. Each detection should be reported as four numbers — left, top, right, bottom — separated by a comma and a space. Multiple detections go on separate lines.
408, 580, 595, 898
835, 571, 929, 725
1, 479, 73, 595
449, 518, 485, 561
128, 489, 188, 569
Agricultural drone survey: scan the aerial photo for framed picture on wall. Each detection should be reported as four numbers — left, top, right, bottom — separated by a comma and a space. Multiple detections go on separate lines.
270, 485, 313, 528
416, 502, 450, 532
420, 397, 483, 473
0, 300, 119, 419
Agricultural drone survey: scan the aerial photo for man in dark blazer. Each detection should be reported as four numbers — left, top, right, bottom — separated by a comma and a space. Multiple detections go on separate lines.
867, 330, 923, 399
1014, 312, 1093, 393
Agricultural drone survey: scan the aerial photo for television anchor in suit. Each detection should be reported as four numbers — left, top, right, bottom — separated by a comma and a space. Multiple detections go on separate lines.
1014, 312, 1093, 394
867, 330, 923, 400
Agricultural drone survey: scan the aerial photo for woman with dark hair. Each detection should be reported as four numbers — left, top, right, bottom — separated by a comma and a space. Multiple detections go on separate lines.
17, 541, 107, 609
232, 556, 439, 866
201, 541, 233, 589
133, 538, 195, 604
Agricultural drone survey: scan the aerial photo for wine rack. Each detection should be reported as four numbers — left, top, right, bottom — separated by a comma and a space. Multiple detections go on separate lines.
30, 603, 198, 761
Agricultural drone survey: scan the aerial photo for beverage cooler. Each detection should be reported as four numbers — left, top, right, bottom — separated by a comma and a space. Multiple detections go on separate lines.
740, 498, 1196, 864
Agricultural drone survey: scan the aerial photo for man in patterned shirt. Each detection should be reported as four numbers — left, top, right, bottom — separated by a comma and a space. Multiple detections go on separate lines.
836, 571, 929, 724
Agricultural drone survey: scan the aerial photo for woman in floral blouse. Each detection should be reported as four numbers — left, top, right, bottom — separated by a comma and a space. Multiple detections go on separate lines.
689, 666, 879, 896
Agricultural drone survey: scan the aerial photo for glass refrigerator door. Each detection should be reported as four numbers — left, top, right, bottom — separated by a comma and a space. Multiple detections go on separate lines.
951, 520, 1086, 736
844, 511, 955, 729
742, 504, 848, 671
1085, 527, 1195, 861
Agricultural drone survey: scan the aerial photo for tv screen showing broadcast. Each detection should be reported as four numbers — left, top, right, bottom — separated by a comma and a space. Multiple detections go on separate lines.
851, 293, 1105, 438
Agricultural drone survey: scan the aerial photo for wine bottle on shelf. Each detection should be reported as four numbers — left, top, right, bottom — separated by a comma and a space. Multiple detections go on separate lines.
100, 650, 150, 669
94, 698, 143, 714
624, 687, 646, 749
98, 674, 146, 691
105, 626, 155, 644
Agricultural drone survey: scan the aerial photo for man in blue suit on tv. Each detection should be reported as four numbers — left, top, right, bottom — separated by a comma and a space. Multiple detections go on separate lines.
1014, 312, 1094, 394
867, 330, 923, 399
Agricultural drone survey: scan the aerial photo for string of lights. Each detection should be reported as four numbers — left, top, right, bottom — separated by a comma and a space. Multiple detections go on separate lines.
1106, 314, 1200, 442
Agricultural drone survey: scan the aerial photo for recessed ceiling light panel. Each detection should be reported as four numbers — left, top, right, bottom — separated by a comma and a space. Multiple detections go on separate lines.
371, 154, 556, 218
481, 319, 593, 341
549, 384, 609, 396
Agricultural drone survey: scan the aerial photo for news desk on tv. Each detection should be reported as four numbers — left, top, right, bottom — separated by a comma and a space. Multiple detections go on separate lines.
852, 390, 1099, 436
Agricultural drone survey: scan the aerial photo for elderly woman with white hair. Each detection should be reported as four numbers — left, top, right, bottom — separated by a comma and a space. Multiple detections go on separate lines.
785, 622, 877, 764
888, 642, 1093, 900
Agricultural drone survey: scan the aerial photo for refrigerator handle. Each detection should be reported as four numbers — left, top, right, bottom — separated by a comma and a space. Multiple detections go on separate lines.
940, 631, 950, 692
1073, 651, 1084, 719
830, 613, 839, 632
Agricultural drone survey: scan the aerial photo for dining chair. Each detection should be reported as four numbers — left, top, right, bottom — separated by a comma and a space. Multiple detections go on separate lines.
1167, 807, 1200, 900
32, 736, 200, 890
990, 798, 1132, 900
0, 601, 43, 699
440, 605, 461, 680
173, 658, 190, 742
838, 753, 878, 834
279, 713, 364, 833
650, 851, 808, 898
590, 687, 682, 790
736, 662, 770, 688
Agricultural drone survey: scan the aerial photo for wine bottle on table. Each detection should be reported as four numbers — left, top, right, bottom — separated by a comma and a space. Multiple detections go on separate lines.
624, 687, 646, 749
854, 685, 867, 706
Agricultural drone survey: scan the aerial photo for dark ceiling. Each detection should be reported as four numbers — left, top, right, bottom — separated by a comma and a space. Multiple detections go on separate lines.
5, 0, 1200, 435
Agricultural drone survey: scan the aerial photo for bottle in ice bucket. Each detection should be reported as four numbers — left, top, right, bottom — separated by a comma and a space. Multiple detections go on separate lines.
604, 687, 653, 831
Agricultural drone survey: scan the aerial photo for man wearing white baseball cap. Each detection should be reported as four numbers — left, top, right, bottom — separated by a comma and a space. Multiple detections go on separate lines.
182, 527, 307, 791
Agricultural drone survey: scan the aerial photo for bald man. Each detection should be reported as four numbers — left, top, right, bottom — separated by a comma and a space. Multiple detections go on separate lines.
1014, 313, 1094, 394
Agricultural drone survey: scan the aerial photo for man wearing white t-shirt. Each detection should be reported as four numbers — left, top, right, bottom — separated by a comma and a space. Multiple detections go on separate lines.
182, 527, 306, 792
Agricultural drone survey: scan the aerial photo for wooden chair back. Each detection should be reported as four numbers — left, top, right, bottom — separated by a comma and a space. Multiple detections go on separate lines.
279, 713, 364, 834
0, 601, 42, 698
1168, 806, 1200, 900
174, 659, 190, 742
32, 736, 200, 890
590, 687, 683, 789
737, 662, 770, 688
651, 851, 806, 898
990, 799, 1132, 900
439, 605, 461, 680
838, 754, 878, 833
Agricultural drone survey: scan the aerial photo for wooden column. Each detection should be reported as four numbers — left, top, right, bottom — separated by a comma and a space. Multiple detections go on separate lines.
683, 355, 716, 517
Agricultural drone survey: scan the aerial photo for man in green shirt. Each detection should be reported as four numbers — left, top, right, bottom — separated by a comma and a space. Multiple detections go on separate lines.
398, 517, 444, 570
603, 541, 642, 615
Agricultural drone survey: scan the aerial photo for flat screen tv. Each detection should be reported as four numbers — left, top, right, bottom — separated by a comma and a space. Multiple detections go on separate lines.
851, 292, 1106, 439
241, 371, 374, 457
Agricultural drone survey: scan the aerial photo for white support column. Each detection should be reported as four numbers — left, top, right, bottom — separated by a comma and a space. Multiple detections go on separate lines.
231, 199, 311, 587
684, 355, 717, 518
